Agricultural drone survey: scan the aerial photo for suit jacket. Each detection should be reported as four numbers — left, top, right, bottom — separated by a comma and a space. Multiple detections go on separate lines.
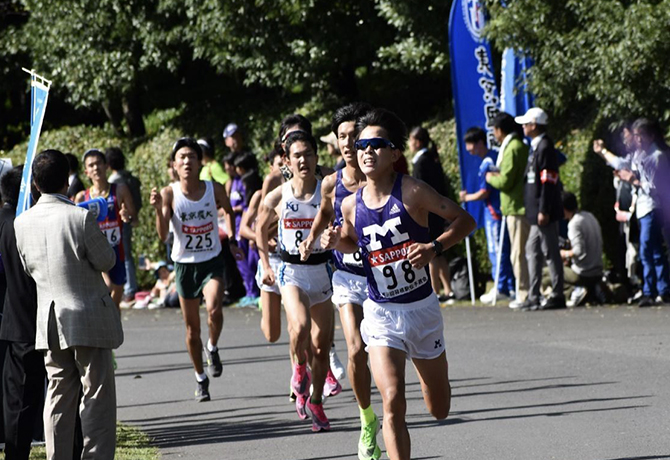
67, 175, 85, 200
0, 205, 38, 342
412, 149, 448, 197
523, 135, 562, 224
15, 194, 123, 351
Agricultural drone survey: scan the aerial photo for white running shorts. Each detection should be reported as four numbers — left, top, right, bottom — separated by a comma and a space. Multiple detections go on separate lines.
256, 254, 282, 295
277, 262, 332, 308
361, 293, 446, 360
331, 269, 368, 307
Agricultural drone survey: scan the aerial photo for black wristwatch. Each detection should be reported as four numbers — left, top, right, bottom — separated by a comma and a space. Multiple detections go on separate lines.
431, 240, 443, 256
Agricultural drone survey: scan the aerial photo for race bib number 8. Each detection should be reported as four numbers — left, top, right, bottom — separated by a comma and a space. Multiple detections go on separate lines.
368, 241, 428, 299
282, 218, 320, 255
182, 223, 216, 253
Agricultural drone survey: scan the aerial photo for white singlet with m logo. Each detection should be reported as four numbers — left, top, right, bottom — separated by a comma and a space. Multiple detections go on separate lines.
170, 181, 222, 263
278, 180, 324, 256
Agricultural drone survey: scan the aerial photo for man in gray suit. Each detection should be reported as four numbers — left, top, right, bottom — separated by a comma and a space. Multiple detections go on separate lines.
15, 149, 123, 460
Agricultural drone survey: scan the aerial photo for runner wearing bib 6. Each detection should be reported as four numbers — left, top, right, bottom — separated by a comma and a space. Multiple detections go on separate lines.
76, 149, 136, 309
257, 130, 334, 432
323, 108, 476, 460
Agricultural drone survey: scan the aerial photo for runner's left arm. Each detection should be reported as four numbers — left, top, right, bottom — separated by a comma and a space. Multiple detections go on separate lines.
405, 178, 476, 269
299, 173, 336, 261
322, 193, 359, 254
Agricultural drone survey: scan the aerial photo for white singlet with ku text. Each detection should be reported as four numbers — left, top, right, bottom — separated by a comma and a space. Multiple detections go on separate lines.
170, 181, 222, 263
277, 180, 324, 257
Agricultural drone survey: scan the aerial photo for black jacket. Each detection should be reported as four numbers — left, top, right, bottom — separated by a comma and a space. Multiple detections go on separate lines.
413, 149, 448, 197
524, 135, 563, 224
0, 205, 38, 342
67, 175, 85, 200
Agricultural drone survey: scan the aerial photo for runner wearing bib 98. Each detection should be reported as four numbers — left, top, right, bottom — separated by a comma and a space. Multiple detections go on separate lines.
257, 130, 334, 433
75, 149, 136, 309
150, 137, 243, 403
299, 102, 384, 460
323, 108, 476, 460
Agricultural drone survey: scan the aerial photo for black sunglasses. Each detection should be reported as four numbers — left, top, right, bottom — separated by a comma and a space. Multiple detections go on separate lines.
354, 137, 397, 151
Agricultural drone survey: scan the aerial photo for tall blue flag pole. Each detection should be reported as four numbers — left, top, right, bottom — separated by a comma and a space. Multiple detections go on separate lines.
17, 68, 51, 217
448, 0, 501, 229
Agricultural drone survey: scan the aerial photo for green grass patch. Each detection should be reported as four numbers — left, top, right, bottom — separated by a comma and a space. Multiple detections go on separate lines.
1, 423, 159, 460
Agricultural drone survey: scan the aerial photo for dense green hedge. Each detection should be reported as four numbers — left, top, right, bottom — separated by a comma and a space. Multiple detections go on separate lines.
3, 107, 616, 289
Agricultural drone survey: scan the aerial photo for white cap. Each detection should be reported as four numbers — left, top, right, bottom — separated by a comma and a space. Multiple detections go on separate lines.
319, 131, 338, 148
514, 107, 549, 125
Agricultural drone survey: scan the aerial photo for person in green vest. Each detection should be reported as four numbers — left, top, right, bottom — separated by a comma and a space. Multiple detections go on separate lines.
198, 137, 229, 185
485, 112, 530, 309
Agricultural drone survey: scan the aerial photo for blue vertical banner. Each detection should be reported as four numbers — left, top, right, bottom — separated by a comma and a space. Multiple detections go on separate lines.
17, 69, 51, 217
500, 48, 534, 117
448, 0, 500, 228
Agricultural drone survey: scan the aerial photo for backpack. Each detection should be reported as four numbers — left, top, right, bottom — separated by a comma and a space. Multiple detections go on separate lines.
449, 256, 486, 300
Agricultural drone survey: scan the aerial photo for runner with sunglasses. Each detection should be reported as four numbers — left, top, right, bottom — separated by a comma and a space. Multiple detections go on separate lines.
150, 137, 243, 402
323, 108, 475, 460
257, 130, 334, 432
299, 102, 383, 460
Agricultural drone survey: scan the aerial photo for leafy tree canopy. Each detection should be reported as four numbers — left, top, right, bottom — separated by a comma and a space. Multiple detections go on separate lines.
485, 0, 670, 129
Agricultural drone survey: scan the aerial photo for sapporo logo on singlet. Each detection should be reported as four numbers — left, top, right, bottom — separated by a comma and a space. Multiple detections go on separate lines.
363, 217, 428, 298
179, 209, 216, 252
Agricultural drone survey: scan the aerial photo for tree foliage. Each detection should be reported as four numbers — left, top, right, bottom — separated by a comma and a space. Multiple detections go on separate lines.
485, 0, 670, 129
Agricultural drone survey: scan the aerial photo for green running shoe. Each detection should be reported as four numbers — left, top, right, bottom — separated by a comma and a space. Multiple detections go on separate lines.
358, 414, 381, 460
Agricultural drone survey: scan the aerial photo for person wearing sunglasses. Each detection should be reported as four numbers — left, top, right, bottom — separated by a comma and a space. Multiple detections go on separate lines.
150, 137, 243, 402
299, 102, 384, 460
322, 108, 475, 460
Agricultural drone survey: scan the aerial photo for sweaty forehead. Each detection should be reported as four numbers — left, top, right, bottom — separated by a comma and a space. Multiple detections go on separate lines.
289, 141, 313, 156
176, 147, 198, 157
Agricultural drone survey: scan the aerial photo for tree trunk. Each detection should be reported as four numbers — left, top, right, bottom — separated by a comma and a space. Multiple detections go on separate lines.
102, 99, 124, 136
122, 89, 145, 137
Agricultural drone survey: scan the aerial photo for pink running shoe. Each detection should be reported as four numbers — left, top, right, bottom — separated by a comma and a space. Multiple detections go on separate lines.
323, 369, 342, 398
290, 362, 312, 396
296, 393, 309, 420
306, 399, 331, 432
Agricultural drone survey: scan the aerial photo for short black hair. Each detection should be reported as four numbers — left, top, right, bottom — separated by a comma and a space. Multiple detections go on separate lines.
355, 108, 407, 152
105, 147, 125, 171
33, 149, 69, 194
234, 152, 258, 171
197, 137, 215, 159
0, 165, 24, 207
171, 137, 203, 162
331, 102, 373, 135
83, 148, 106, 165
223, 153, 236, 166
409, 126, 431, 146
284, 131, 318, 156
266, 143, 282, 165
562, 191, 578, 212
493, 112, 521, 136
64, 153, 79, 173
279, 114, 312, 140
464, 127, 486, 145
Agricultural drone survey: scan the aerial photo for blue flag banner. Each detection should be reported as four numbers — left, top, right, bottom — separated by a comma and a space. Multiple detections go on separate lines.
448, 0, 500, 229
17, 70, 51, 217
500, 48, 535, 117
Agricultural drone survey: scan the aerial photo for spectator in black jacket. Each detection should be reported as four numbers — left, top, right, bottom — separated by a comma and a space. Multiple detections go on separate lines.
0, 165, 47, 457
409, 126, 454, 303
515, 108, 565, 310
65, 153, 85, 200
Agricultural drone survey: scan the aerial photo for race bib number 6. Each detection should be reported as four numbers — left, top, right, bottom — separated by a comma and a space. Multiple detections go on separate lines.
368, 241, 428, 298
100, 221, 121, 246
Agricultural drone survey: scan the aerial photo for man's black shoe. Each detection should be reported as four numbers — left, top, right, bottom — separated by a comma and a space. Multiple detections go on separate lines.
195, 377, 211, 402
638, 296, 655, 307
204, 347, 223, 377
542, 296, 566, 310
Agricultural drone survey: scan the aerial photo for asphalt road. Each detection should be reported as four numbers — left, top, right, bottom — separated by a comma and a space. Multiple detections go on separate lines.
116, 304, 670, 460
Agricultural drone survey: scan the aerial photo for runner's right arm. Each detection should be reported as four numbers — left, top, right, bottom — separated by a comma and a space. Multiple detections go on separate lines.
256, 187, 282, 285
150, 186, 173, 243
322, 193, 359, 254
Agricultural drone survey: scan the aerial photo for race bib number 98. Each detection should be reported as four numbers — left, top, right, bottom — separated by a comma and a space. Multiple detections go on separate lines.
368, 241, 428, 299
182, 223, 215, 252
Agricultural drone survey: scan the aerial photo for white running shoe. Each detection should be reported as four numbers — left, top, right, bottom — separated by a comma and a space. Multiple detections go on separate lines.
329, 345, 346, 381
480, 288, 510, 304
